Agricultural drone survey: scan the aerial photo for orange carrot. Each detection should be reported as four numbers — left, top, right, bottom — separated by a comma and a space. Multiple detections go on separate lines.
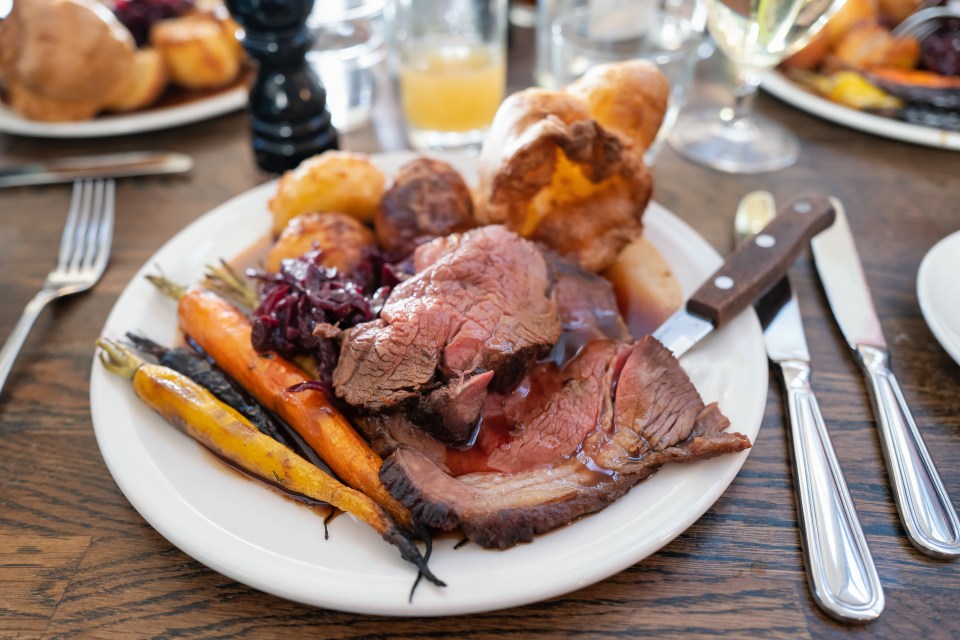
175, 288, 417, 533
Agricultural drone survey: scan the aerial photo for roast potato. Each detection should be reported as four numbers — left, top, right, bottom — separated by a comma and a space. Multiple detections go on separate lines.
375, 158, 475, 259
150, 12, 243, 90
269, 151, 386, 235
266, 212, 375, 275
832, 22, 919, 71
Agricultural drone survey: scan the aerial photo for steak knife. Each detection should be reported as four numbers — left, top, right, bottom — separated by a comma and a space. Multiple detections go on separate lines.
811, 198, 960, 558
0, 152, 193, 188
653, 194, 835, 357
737, 191, 883, 622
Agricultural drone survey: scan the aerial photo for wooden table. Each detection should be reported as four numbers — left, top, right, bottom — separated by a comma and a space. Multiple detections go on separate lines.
1, 27, 958, 639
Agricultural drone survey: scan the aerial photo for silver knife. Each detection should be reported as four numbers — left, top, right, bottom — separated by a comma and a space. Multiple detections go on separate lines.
737, 191, 883, 622
812, 198, 960, 558
654, 194, 836, 358
0, 152, 193, 188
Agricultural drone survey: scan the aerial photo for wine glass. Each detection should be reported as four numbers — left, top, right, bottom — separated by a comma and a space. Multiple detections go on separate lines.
669, 0, 846, 173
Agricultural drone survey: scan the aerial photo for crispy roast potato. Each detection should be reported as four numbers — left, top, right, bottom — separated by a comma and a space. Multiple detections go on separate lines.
476, 87, 655, 273
603, 236, 682, 333
150, 12, 243, 90
269, 151, 386, 235
831, 22, 919, 70
374, 158, 475, 259
266, 212, 375, 274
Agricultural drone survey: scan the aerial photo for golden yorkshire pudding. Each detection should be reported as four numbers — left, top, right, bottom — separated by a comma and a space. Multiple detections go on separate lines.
0, 0, 135, 121
105, 48, 169, 113
566, 59, 670, 155
475, 72, 664, 272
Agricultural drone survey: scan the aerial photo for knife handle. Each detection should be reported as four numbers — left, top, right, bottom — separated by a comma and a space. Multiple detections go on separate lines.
856, 345, 960, 558
688, 194, 835, 327
780, 360, 884, 621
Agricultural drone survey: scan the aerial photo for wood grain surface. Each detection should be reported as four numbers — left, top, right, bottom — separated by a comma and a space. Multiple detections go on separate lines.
2, 26, 959, 640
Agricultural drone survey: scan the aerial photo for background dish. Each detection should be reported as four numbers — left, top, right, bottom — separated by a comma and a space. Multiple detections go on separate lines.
918, 230, 960, 366
762, 71, 960, 151
0, 85, 246, 139
88, 151, 768, 616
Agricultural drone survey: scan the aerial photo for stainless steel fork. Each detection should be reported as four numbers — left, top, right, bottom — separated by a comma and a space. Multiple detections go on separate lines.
0, 179, 115, 395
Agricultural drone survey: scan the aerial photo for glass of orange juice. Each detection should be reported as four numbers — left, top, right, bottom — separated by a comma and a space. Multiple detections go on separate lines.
395, 0, 507, 151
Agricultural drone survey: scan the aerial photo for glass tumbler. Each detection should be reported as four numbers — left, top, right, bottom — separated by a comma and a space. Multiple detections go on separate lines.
394, 0, 508, 151
551, 2, 702, 164
307, 0, 388, 133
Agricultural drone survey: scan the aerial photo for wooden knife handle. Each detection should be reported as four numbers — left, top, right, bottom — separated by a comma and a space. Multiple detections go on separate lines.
687, 194, 836, 327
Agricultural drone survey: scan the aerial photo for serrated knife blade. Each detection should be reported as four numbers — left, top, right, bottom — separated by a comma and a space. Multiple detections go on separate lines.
811, 197, 960, 558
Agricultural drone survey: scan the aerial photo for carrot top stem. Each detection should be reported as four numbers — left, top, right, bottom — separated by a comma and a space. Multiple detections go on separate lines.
96, 338, 144, 380
146, 274, 188, 302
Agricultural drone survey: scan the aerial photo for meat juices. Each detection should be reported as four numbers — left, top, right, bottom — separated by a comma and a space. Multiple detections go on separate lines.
332, 226, 563, 447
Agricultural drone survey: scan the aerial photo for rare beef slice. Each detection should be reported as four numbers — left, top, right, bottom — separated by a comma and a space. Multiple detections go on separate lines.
332, 225, 563, 446
379, 336, 751, 549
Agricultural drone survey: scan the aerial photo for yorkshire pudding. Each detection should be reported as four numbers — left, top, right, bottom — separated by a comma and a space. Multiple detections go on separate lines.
0, 0, 135, 121
476, 64, 666, 272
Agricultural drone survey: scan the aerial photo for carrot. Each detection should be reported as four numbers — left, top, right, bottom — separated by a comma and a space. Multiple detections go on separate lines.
156, 282, 417, 534
96, 339, 442, 585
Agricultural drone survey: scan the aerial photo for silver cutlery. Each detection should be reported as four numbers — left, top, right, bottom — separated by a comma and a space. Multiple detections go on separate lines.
736, 191, 883, 622
811, 198, 960, 558
654, 194, 835, 357
0, 179, 115, 396
0, 152, 192, 188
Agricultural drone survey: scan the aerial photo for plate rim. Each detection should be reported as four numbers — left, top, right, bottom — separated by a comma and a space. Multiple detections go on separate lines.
762, 70, 960, 151
89, 151, 768, 616
917, 229, 960, 367
0, 86, 246, 139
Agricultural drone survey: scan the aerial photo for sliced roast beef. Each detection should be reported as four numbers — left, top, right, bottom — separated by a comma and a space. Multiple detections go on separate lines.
333, 225, 563, 446
379, 336, 751, 549
359, 339, 620, 475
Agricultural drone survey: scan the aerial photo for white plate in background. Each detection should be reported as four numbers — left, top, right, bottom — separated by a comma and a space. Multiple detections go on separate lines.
918, 230, 960, 366
762, 71, 960, 152
0, 85, 246, 139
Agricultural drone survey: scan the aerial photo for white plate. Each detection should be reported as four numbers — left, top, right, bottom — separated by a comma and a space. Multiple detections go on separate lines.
918, 230, 960, 366
0, 86, 246, 138
89, 151, 768, 616
762, 71, 960, 152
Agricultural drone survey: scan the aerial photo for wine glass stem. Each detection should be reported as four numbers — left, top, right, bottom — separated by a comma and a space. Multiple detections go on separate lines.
726, 68, 762, 124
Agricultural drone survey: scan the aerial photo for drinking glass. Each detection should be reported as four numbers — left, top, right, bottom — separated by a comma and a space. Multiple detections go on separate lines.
307, 0, 388, 133
394, 0, 508, 151
669, 0, 845, 173
551, 2, 702, 164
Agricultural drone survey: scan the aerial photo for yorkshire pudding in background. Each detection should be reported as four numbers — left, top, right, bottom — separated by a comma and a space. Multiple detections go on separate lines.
0, 0, 136, 121
476, 61, 668, 273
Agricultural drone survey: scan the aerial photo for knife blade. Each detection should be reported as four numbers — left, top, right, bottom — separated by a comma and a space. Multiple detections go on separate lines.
811, 197, 960, 558
653, 194, 836, 358
738, 191, 883, 623
0, 152, 193, 188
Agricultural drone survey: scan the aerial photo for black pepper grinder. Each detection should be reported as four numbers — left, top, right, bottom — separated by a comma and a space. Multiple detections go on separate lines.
226, 0, 338, 173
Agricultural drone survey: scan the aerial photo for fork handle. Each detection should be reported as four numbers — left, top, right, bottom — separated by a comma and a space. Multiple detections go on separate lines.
0, 289, 56, 396
780, 360, 884, 622
856, 344, 960, 558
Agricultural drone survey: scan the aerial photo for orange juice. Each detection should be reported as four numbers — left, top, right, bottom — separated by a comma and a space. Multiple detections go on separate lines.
400, 45, 505, 132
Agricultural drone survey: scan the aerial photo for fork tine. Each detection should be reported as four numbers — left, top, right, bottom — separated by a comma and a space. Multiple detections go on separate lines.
80, 180, 106, 272
90, 179, 115, 277
57, 180, 84, 271
66, 179, 95, 273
